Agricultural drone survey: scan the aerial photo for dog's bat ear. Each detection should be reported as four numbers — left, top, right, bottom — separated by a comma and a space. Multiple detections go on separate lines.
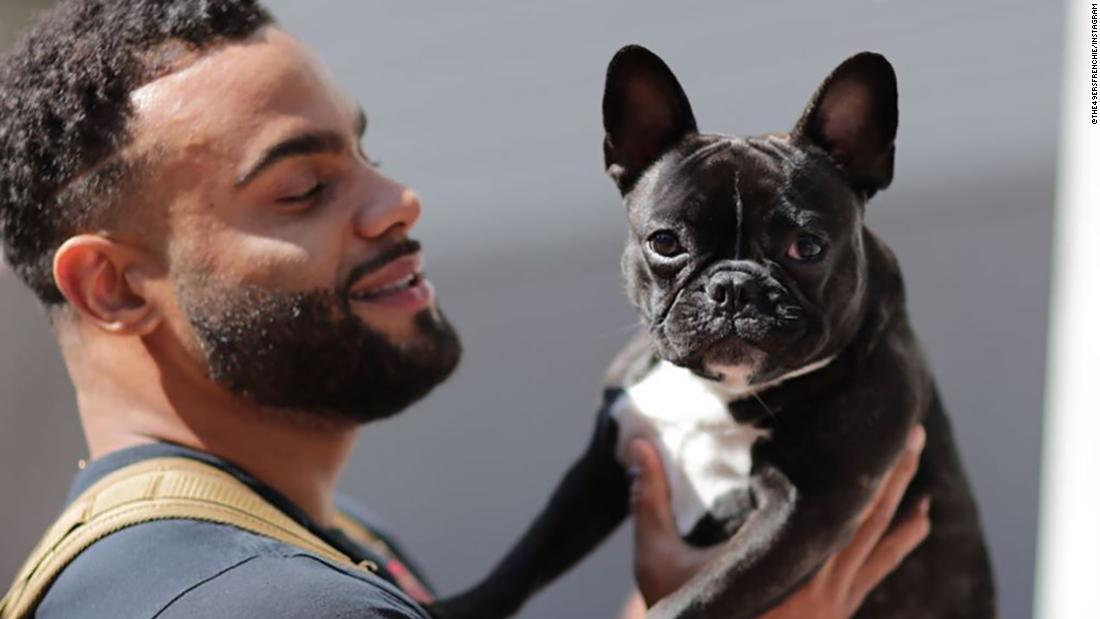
792, 52, 898, 199
603, 45, 697, 194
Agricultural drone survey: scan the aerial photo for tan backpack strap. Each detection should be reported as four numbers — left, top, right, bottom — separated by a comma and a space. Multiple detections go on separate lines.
331, 511, 436, 606
0, 457, 376, 619
332, 510, 396, 558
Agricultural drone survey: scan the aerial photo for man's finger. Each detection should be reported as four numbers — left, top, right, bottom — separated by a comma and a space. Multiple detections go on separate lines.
857, 425, 925, 523
836, 425, 925, 586
629, 438, 678, 537
847, 499, 931, 610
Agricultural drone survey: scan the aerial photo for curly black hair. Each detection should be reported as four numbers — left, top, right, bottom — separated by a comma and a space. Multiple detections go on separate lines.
0, 0, 273, 305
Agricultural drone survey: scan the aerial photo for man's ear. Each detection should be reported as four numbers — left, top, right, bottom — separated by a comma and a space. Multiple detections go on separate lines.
792, 52, 898, 199
603, 45, 698, 194
52, 235, 161, 335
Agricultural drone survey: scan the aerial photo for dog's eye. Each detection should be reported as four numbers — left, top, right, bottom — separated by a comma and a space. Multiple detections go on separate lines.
787, 234, 828, 262
648, 231, 684, 257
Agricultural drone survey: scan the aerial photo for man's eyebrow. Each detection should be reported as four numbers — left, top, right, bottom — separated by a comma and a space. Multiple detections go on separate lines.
235, 131, 345, 189
234, 108, 369, 189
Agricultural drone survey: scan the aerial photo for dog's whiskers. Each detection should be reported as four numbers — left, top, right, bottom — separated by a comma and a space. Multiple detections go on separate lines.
596, 320, 646, 340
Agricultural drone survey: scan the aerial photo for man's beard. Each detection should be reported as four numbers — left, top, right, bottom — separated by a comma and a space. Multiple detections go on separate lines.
177, 277, 461, 425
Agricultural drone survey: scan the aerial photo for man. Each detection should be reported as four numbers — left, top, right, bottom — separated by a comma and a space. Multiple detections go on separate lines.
0, 1, 930, 617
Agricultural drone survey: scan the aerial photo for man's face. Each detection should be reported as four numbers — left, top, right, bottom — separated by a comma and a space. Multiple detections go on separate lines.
125, 27, 460, 423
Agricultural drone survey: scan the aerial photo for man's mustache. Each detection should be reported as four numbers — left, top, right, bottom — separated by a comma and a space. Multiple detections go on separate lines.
342, 239, 422, 297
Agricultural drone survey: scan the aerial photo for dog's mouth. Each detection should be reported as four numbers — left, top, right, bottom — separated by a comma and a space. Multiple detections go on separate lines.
658, 320, 764, 374
656, 302, 812, 381
696, 337, 767, 381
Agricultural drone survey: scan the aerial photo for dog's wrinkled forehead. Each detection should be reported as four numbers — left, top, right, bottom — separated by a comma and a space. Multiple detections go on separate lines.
627, 134, 859, 232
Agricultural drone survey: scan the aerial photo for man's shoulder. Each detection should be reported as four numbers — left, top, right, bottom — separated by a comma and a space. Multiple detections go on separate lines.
37, 518, 429, 619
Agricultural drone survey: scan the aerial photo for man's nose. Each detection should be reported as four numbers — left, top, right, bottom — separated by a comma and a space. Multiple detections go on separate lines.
353, 172, 422, 240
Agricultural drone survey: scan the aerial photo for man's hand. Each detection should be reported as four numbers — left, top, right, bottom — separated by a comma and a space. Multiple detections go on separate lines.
626, 425, 930, 618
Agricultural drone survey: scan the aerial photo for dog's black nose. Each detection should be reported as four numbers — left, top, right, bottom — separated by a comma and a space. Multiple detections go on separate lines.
706, 271, 761, 309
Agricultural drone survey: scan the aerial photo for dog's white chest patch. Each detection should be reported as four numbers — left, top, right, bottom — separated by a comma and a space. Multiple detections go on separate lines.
610, 361, 770, 536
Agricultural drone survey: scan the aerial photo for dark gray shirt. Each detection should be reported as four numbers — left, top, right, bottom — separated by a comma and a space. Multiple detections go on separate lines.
35, 443, 433, 618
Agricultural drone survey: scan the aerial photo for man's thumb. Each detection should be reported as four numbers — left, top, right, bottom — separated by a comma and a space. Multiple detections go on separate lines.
629, 438, 677, 535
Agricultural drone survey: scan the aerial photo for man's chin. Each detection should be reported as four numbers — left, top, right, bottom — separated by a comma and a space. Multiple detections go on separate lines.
351, 303, 451, 348
247, 311, 461, 426
184, 278, 462, 426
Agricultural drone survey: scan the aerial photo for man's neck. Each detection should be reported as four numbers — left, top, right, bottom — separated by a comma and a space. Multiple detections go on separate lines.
68, 331, 359, 527
80, 395, 359, 527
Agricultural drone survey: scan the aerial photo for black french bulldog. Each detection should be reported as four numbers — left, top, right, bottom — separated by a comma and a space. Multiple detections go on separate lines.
430, 46, 995, 619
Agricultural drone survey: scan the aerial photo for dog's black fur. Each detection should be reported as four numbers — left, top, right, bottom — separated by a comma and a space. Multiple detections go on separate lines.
429, 47, 994, 619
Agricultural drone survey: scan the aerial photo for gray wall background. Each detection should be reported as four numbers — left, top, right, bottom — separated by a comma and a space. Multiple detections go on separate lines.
0, 1, 1061, 618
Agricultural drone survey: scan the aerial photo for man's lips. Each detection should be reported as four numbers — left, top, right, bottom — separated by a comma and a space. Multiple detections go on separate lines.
348, 253, 425, 300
